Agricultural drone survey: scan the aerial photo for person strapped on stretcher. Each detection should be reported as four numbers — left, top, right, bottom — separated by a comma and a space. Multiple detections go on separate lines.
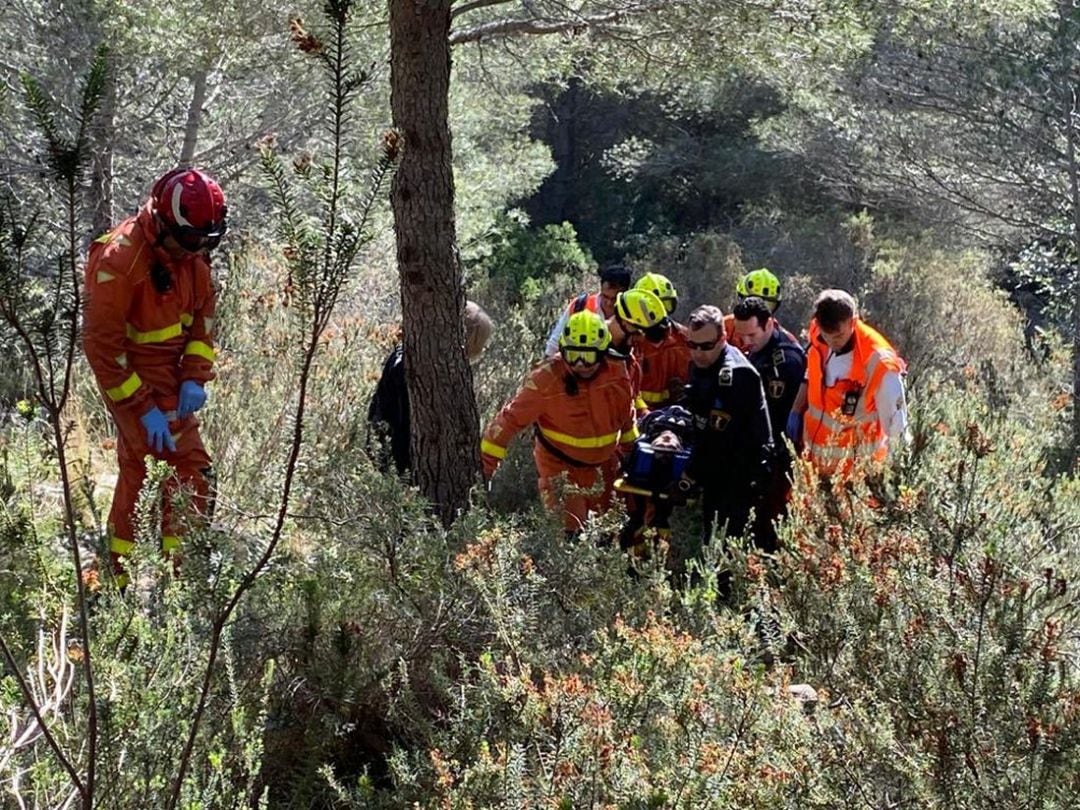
615, 405, 697, 557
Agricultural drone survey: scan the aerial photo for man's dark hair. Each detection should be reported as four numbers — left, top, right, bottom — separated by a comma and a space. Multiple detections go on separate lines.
732, 296, 772, 329
813, 289, 858, 332
598, 262, 632, 290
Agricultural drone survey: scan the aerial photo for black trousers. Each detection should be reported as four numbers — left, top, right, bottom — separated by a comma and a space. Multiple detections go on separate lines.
701, 485, 754, 547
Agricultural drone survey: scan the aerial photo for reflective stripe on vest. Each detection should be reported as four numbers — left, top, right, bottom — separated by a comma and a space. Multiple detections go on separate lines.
538, 425, 620, 450
126, 321, 183, 344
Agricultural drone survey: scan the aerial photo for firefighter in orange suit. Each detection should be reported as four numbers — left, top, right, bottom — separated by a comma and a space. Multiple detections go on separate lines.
605, 288, 670, 417
792, 289, 908, 477
83, 168, 227, 584
631, 273, 692, 409
482, 310, 639, 534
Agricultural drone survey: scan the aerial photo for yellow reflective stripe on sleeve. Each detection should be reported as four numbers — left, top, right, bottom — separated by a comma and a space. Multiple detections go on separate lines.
94, 231, 131, 247
110, 536, 135, 555
538, 426, 619, 450
634, 395, 647, 412
640, 390, 667, 404
162, 535, 181, 552
183, 340, 215, 362
619, 424, 640, 443
481, 439, 507, 459
126, 321, 183, 344
105, 372, 142, 402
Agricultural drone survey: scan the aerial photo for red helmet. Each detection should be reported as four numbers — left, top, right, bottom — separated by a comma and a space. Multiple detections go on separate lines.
151, 168, 228, 252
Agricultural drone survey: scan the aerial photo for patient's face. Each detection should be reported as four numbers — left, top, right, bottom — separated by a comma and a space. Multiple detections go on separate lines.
651, 430, 683, 452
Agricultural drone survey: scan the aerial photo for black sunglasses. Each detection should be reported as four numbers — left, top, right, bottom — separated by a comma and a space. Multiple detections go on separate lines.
687, 338, 720, 351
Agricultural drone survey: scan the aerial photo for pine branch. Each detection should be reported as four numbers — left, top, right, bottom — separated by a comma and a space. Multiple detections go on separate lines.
75, 45, 109, 153
452, 0, 516, 20
449, 1, 673, 46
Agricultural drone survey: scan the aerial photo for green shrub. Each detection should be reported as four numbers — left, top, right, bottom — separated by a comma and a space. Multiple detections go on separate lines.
470, 212, 594, 302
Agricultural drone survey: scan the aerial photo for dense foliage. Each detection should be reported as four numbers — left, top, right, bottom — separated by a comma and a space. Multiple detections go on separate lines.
1, 1, 1078, 808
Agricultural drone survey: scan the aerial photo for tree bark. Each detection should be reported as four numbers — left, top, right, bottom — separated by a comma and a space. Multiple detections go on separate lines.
180, 67, 209, 166
389, 0, 479, 525
1066, 85, 1080, 466
88, 59, 115, 235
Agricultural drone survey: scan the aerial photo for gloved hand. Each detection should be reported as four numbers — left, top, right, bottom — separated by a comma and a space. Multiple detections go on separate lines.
482, 453, 499, 482
785, 411, 803, 444
140, 407, 177, 453
177, 380, 207, 419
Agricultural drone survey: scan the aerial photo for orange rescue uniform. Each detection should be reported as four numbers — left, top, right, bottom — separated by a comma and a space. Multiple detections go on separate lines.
803, 318, 904, 476
83, 202, 217, 573
634, 323, 691, 409
481, 357, 639, 531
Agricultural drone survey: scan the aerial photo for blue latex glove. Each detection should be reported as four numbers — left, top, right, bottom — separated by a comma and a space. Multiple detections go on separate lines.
785, 411, 803, 444
177, 380, 207, 419
140, 407, 177, 453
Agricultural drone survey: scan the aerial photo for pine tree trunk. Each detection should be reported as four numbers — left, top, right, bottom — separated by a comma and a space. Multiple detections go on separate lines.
180, 67, 208, 166
1065, 87, 1080, 468
389, 0, 479, 525
89, 62, 115, 235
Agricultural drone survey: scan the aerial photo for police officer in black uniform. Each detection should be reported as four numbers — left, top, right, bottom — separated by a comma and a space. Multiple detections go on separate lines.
731, 296, 807, 551
683, 305, 773, 551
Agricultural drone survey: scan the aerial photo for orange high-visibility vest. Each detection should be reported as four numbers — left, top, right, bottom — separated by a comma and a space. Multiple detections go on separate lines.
569, 292, 601, 315
804, 318, 904, 476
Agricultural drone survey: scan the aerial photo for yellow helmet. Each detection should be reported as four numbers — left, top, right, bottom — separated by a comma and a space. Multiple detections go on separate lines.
560, 310, 611, 352
614, 289, 667, 329
634, 272, 678, 314
736, 268, 781, 303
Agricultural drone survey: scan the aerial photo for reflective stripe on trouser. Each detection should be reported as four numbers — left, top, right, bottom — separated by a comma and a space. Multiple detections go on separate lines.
106, 405, 211, 578
533, 441, 618, 532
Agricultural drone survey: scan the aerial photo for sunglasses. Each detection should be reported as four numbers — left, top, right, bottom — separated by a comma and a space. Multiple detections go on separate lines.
687, 338, 720, 351
170, 220, 228, 253
561, 348, 602, 366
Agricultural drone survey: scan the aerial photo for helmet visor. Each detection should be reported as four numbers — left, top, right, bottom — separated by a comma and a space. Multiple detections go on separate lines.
169, 219, 228, 252
561, 347, 602, 366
